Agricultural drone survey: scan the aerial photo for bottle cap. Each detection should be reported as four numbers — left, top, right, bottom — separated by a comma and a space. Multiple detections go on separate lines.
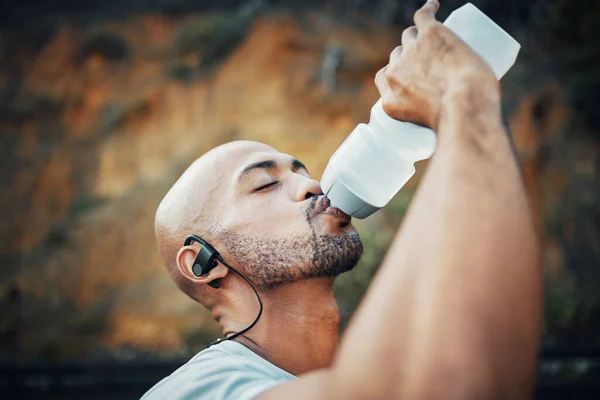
321, 164, 380, 219
444, 3, 521, 79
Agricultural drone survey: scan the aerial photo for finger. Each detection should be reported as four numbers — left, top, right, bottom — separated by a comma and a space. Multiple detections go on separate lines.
389, 46, 403, 64
401, 26, 418, 47
414, 0, 439, 31
374, 66, 391, 97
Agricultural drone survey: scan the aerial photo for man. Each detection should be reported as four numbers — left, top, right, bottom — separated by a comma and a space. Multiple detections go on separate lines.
143, 1, 542, 399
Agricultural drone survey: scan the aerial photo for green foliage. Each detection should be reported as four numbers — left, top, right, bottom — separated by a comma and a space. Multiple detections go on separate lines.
535, 0, 600, 129
99, 99, 150, 133
545, 274, 579, 331
0, 91, 63, 122
334, 190, 414, 331
69, 195, 105, 220
172, 14, 248, 66
79, 30, 129, 62
166, 64, 196, 82
0, 286, 115, 361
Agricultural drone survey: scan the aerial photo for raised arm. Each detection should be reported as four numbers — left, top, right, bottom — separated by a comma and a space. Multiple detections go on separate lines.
260, 1, 542, 398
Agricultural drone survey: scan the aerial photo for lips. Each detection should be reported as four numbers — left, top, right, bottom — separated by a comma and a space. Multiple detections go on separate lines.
313, 196, 351, 226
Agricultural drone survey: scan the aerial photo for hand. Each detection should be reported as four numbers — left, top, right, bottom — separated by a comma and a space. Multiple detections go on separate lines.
375, 0, 500, 130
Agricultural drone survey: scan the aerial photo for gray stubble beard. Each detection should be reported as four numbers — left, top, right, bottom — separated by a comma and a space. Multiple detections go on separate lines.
219, 201, 363, 290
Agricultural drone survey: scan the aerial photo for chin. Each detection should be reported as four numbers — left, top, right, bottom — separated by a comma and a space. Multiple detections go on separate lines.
343, 227, 360, 240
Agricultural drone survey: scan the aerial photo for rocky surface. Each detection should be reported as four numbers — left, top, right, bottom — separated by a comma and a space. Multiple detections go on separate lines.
0, 4, 598, 362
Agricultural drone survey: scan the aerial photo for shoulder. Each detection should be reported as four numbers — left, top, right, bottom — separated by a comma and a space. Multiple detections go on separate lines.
141, 341, 295, 400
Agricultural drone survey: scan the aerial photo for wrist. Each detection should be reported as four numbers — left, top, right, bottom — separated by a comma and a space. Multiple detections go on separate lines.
443, 73, 501, 109
437, 79, 504, 146
442, 76, 501, 120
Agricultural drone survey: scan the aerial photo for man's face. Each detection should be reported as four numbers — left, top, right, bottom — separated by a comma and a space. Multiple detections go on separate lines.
214, 143, 363, 290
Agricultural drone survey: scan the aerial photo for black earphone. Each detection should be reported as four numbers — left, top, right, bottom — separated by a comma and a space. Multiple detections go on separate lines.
183, 234, 263, 347
184, 234, 221, 288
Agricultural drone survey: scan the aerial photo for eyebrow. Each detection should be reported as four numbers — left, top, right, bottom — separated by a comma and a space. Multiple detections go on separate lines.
237, 159, 308, 182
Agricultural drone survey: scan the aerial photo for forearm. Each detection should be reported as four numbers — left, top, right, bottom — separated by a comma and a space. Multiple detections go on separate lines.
333, 87, 542, 398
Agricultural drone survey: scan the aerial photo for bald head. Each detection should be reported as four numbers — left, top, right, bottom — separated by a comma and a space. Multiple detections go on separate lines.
155, 141, 276, 299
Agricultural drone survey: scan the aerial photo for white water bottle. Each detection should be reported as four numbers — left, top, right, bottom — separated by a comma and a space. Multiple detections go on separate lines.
321, 3, 521, 219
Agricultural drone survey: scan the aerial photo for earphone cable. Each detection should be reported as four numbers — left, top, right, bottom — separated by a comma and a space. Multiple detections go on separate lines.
207, 256, 263, 347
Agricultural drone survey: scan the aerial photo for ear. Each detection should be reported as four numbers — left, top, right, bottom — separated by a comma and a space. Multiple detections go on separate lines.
176, 245, 229, 286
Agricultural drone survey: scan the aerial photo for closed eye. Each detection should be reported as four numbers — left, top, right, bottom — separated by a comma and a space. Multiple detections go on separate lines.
254, 181, 279, 192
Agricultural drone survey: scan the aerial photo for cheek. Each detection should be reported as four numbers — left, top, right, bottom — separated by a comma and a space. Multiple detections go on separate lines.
224, 195, 311, 239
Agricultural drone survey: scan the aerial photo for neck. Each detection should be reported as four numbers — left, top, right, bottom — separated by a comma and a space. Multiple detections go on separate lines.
218, 277, 340, 376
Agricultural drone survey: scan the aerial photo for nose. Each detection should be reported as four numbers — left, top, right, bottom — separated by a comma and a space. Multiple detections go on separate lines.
296, 176, 323, 201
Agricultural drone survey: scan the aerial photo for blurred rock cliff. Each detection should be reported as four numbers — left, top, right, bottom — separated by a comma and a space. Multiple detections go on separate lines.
0, 0, 599, 362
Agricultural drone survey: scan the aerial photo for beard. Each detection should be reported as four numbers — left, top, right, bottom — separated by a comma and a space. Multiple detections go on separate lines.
219, 198, 363, 290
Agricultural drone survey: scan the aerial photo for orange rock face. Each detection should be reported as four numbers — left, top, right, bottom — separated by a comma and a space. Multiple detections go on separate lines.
0, 12, 597, 361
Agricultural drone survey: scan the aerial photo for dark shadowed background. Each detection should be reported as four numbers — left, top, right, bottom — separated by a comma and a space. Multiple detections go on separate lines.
1, 0, 599, 398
